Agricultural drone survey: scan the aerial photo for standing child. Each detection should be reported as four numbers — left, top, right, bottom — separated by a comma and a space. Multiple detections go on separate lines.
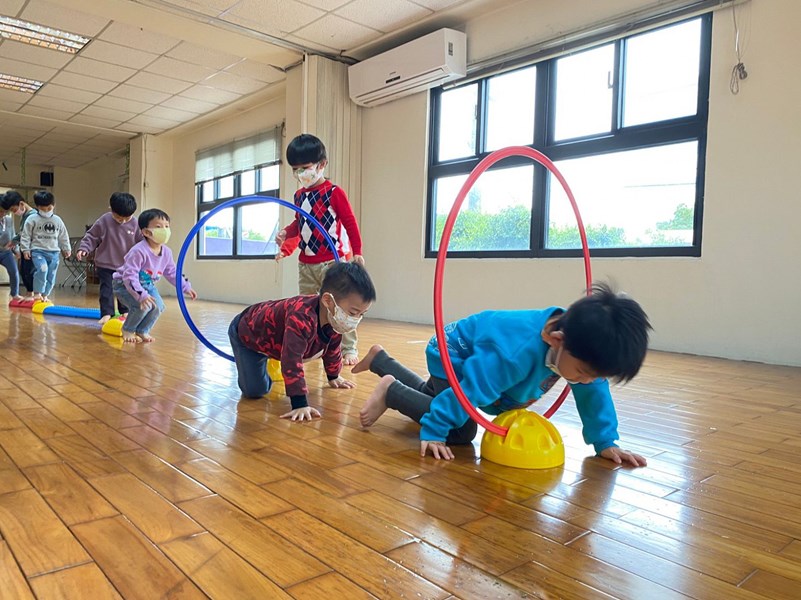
0, 200, 22, 302
112, 208, 196, 343
76, 192, 143, 324
229, 262, 375, 421
20, 191, 71, 303
1, 191, 37, 297
353, 283, 652, 466
275, 134, 365, 366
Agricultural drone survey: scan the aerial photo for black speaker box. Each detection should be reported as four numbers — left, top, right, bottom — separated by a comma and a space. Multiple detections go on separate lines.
40, 172, 54, 187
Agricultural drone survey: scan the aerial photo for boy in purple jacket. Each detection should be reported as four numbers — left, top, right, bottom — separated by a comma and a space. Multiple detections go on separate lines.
112, 208, 196, 343
76, 193, 143, 324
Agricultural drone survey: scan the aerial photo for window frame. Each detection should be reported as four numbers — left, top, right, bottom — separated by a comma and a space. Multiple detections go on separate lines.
195, 160, 281, 260
425, 13, 712, 259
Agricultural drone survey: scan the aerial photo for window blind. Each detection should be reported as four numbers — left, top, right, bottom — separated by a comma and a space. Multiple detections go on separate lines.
195, 126, 281, 182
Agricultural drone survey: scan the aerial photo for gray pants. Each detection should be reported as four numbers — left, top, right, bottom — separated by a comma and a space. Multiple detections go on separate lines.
370, 349, 477, 445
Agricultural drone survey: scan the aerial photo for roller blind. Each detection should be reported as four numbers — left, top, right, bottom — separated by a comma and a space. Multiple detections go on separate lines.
195, 125, 281, 182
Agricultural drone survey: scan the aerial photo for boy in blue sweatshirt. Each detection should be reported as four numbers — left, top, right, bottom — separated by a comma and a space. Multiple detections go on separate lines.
353, 283, 651, 466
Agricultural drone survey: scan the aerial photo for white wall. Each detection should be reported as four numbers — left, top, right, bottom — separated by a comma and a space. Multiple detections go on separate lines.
54, 154, 129, 237
159, 94, 287, 303
359, 0, 801, 366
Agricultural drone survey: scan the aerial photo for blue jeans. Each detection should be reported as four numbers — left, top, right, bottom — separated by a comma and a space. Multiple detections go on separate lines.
0, 250, 20, 297
113, 279, 165, 336
228, 312, 272, 399
30, 250, 60, 296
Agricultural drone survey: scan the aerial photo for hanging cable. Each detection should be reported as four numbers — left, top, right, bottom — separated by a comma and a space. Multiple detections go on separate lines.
729, 2, 748, 94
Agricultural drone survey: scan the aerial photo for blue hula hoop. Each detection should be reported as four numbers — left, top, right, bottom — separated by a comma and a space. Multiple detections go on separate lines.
176, 195, 341, 361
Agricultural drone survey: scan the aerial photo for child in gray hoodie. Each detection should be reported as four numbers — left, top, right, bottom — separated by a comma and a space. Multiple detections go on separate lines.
20, 191, 71, 303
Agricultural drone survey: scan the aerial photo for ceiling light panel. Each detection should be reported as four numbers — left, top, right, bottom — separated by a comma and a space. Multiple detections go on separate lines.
0, 72, 43, 93
0, 16, 90, 54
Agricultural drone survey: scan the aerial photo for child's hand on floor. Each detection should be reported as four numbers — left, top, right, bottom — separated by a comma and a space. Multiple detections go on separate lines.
328, 376, 355, 389
599, 446, 647, 467
421, 440, 454, 460
280, 406, 321, 421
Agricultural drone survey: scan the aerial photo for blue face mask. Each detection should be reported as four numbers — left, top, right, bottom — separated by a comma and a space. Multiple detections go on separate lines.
39, 209, 54, 217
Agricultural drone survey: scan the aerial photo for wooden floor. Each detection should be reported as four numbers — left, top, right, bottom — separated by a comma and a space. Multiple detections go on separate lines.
1, 290, 801, 599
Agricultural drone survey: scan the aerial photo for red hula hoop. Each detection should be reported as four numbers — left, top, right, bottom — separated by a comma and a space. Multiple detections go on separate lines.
433, 146, 593, 437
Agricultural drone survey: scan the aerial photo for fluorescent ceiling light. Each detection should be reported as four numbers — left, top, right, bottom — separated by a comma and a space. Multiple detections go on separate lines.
0, 16, 90, 54
0, 72, 43, 93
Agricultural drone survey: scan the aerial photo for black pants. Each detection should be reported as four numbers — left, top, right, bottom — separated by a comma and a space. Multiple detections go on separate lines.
19, 256, 34, 293
369, 349, 478, 445
97, 267, 128, 317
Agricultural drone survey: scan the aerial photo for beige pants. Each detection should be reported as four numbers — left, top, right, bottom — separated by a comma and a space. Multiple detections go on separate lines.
298, 260, 357, 356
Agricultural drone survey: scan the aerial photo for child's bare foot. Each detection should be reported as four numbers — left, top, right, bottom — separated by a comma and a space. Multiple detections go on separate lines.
359, 374, 394, 427
98, 315, 111, 325
352, 344, 383, 374
138, 333, 155, 343
11, 296, 23, 302
41, 296, 49, 303
122, 331, 140, 343
342, 352, 359, 366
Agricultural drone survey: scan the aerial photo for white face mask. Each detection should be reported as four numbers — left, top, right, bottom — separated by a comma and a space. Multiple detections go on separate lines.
325, 294, 362, 334
39, 209, 54, 218
294, 164, 323, 188
546, 346, 580, 385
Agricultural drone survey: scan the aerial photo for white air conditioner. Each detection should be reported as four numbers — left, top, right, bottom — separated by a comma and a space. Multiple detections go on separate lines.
348, 28, 466, 108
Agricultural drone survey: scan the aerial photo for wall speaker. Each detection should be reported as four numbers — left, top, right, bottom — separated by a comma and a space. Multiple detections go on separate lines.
40, 172, 54, 187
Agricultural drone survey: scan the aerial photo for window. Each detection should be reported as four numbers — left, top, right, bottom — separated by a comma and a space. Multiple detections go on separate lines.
427, 15, 710, 258
195, 127, 282, 259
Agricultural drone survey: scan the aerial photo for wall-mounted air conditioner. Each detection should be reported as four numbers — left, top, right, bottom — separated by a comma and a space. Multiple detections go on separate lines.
348, 28, 467, 108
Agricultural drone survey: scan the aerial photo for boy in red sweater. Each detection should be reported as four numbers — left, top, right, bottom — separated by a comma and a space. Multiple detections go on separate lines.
229, 262, 376, 420
275, 134, 365, 365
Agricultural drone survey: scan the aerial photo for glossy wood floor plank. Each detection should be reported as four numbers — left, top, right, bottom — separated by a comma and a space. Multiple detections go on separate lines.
2, 295, 801, 598
0, 540, 35, 600
0, 489, 90, 576
28, 562, 122, 600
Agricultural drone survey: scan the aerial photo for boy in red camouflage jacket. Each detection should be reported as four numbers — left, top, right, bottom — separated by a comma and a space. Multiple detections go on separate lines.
228, 262, 376, 420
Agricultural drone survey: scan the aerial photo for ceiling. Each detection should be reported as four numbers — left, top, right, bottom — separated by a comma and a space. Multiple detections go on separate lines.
0, 0, 505, 172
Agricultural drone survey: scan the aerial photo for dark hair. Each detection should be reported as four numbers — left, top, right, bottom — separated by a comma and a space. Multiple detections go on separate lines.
320, 262, 376, 303
1, 190, 24, 210
33, 190, 54, 207
109, 192, 137, 217
286, 134, 327, 166
138, 208, 170, 230
557, 282, 651, 383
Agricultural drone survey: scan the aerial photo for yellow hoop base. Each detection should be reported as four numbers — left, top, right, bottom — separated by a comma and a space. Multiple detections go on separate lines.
101, 318, 125, 337
31, 301, 53, 314
267, 358, 283, 382
480, 409, 565, 469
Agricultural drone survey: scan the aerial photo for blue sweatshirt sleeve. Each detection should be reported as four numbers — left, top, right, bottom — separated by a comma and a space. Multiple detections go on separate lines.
420, 343, 523, 442
570, 379, 619, 453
